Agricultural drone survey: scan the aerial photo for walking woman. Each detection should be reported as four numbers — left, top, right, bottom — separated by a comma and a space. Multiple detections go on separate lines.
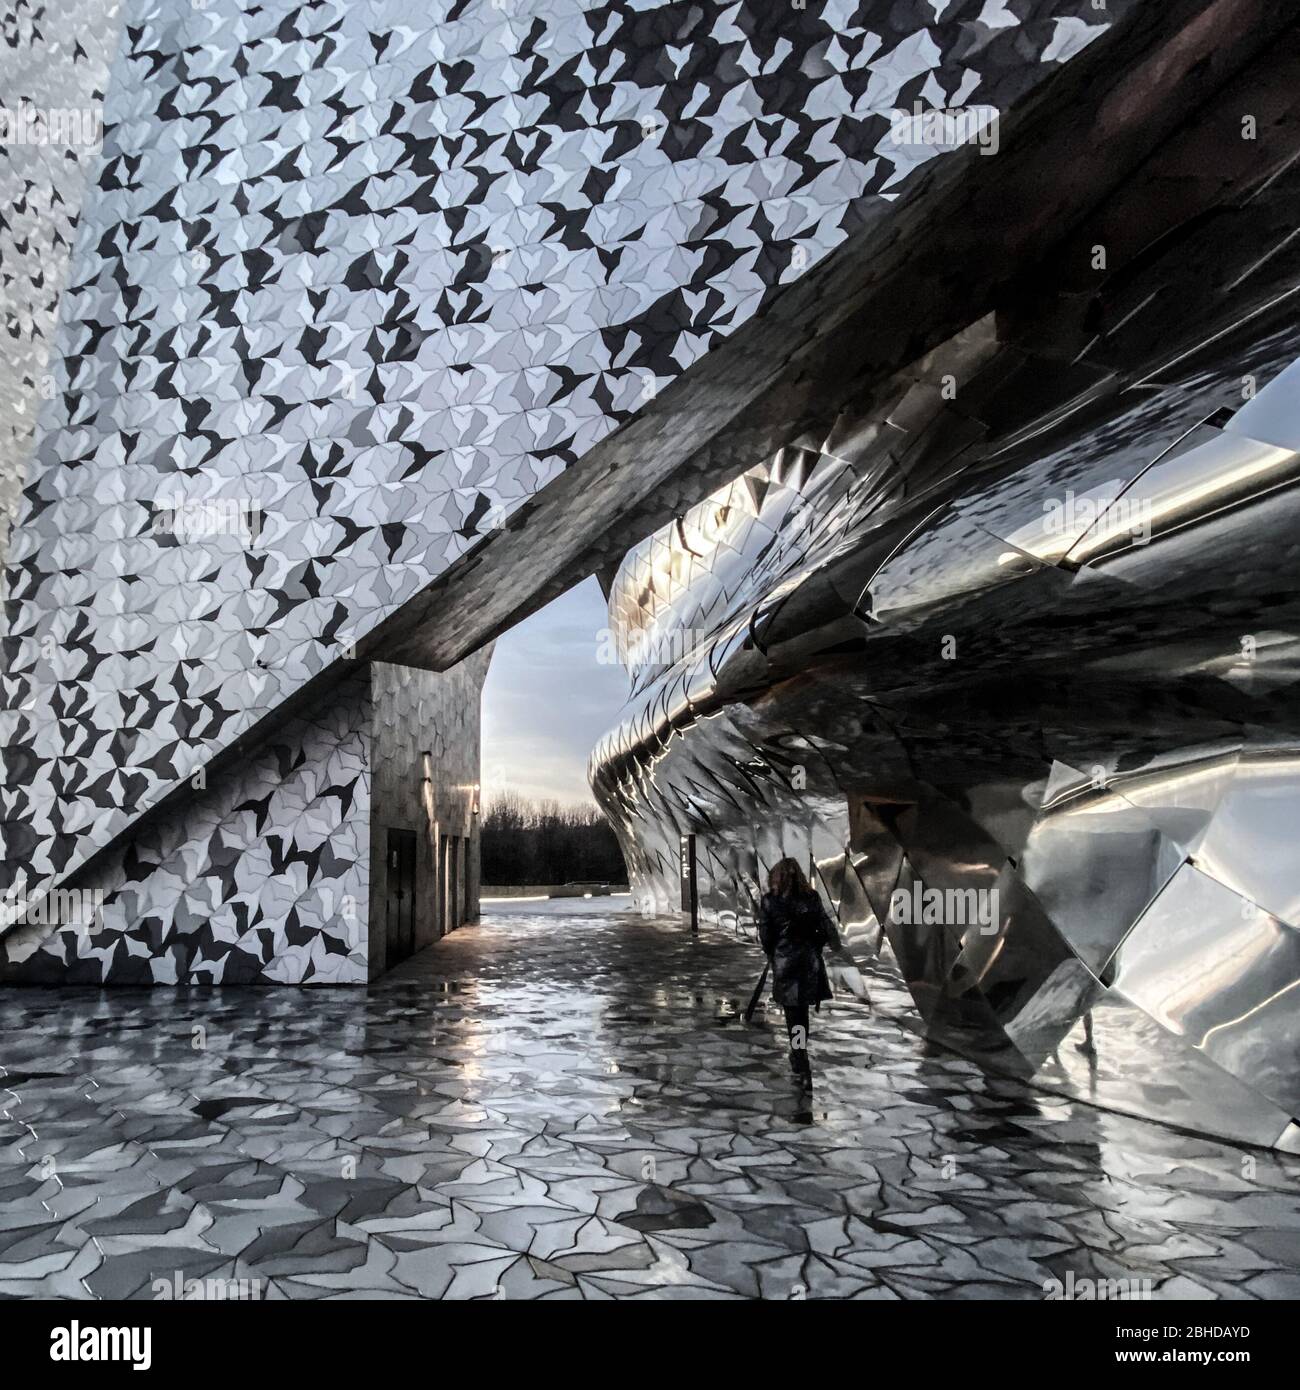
757, 858, 841, 1088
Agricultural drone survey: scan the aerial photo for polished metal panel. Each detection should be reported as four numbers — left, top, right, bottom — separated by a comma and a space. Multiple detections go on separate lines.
592, 194, 1300, 1151
1112, 864, 1300, 1116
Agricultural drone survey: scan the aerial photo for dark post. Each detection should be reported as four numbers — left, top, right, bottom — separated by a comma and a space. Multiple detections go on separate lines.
679, 833, 698, 932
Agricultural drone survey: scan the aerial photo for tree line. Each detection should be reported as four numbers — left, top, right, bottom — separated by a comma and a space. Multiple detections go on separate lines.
480, 791, 628, 886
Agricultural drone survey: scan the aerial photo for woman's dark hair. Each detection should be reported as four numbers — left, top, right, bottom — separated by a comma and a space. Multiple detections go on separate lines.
768, 857, 812, 898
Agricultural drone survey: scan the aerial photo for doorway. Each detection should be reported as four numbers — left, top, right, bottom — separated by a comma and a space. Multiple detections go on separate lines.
385, 827, 418, 969
441, 833, 465, 934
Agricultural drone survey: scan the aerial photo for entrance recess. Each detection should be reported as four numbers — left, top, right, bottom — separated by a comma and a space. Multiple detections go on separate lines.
385, 828, 418, 968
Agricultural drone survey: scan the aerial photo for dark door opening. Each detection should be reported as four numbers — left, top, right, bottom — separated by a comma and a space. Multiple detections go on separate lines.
385, 827, 418, 968
441, 833, 464, 934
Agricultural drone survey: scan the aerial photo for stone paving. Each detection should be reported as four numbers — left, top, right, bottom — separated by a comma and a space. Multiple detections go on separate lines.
1, 901, 1298, 1300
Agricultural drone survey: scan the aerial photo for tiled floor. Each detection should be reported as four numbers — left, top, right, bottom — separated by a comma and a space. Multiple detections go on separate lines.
2, 903, 1298, 1300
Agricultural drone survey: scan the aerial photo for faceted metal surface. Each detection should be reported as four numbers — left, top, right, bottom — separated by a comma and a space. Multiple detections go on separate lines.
0, 0, 126, 574
590, 93, 1300, 1154
2, 903, 1297, 1300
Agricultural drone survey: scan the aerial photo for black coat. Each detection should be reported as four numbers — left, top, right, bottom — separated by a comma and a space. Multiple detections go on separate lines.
757, 890, 842, 1008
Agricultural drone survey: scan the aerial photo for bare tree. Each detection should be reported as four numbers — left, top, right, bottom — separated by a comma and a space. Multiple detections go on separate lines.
480, 792, 628, 886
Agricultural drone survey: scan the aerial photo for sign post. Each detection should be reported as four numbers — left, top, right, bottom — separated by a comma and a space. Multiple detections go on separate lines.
679, 833, 698, 933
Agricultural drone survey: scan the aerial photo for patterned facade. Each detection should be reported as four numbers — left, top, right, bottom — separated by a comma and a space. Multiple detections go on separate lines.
2, 655, 488, 983
0, 0, 126, 576
0, 0, 1117, 983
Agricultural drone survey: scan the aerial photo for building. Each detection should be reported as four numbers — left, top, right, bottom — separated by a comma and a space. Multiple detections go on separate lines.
2, 1, 1297, 1149
590, 16, 1300, 1152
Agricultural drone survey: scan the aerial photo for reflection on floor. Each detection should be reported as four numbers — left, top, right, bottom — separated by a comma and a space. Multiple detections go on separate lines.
2, 905, 1297, 1300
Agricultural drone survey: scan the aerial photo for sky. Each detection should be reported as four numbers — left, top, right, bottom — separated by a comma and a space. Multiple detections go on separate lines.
480, 575, 630, 808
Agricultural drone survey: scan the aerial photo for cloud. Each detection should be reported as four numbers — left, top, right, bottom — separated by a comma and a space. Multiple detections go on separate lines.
481, 576, 628, 806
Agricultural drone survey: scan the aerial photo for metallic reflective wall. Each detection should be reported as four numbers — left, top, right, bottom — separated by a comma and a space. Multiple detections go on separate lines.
591, 135, 1300, 1150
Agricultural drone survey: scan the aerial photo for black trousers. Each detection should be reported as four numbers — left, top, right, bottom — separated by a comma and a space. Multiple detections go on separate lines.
784, 1004, 811, 1077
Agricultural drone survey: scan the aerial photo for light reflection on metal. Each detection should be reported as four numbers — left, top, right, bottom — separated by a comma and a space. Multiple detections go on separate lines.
591, 317, 1300, 1154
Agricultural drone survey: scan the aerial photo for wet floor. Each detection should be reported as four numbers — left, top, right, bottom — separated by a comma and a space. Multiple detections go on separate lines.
1, 905, 1298, 1299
